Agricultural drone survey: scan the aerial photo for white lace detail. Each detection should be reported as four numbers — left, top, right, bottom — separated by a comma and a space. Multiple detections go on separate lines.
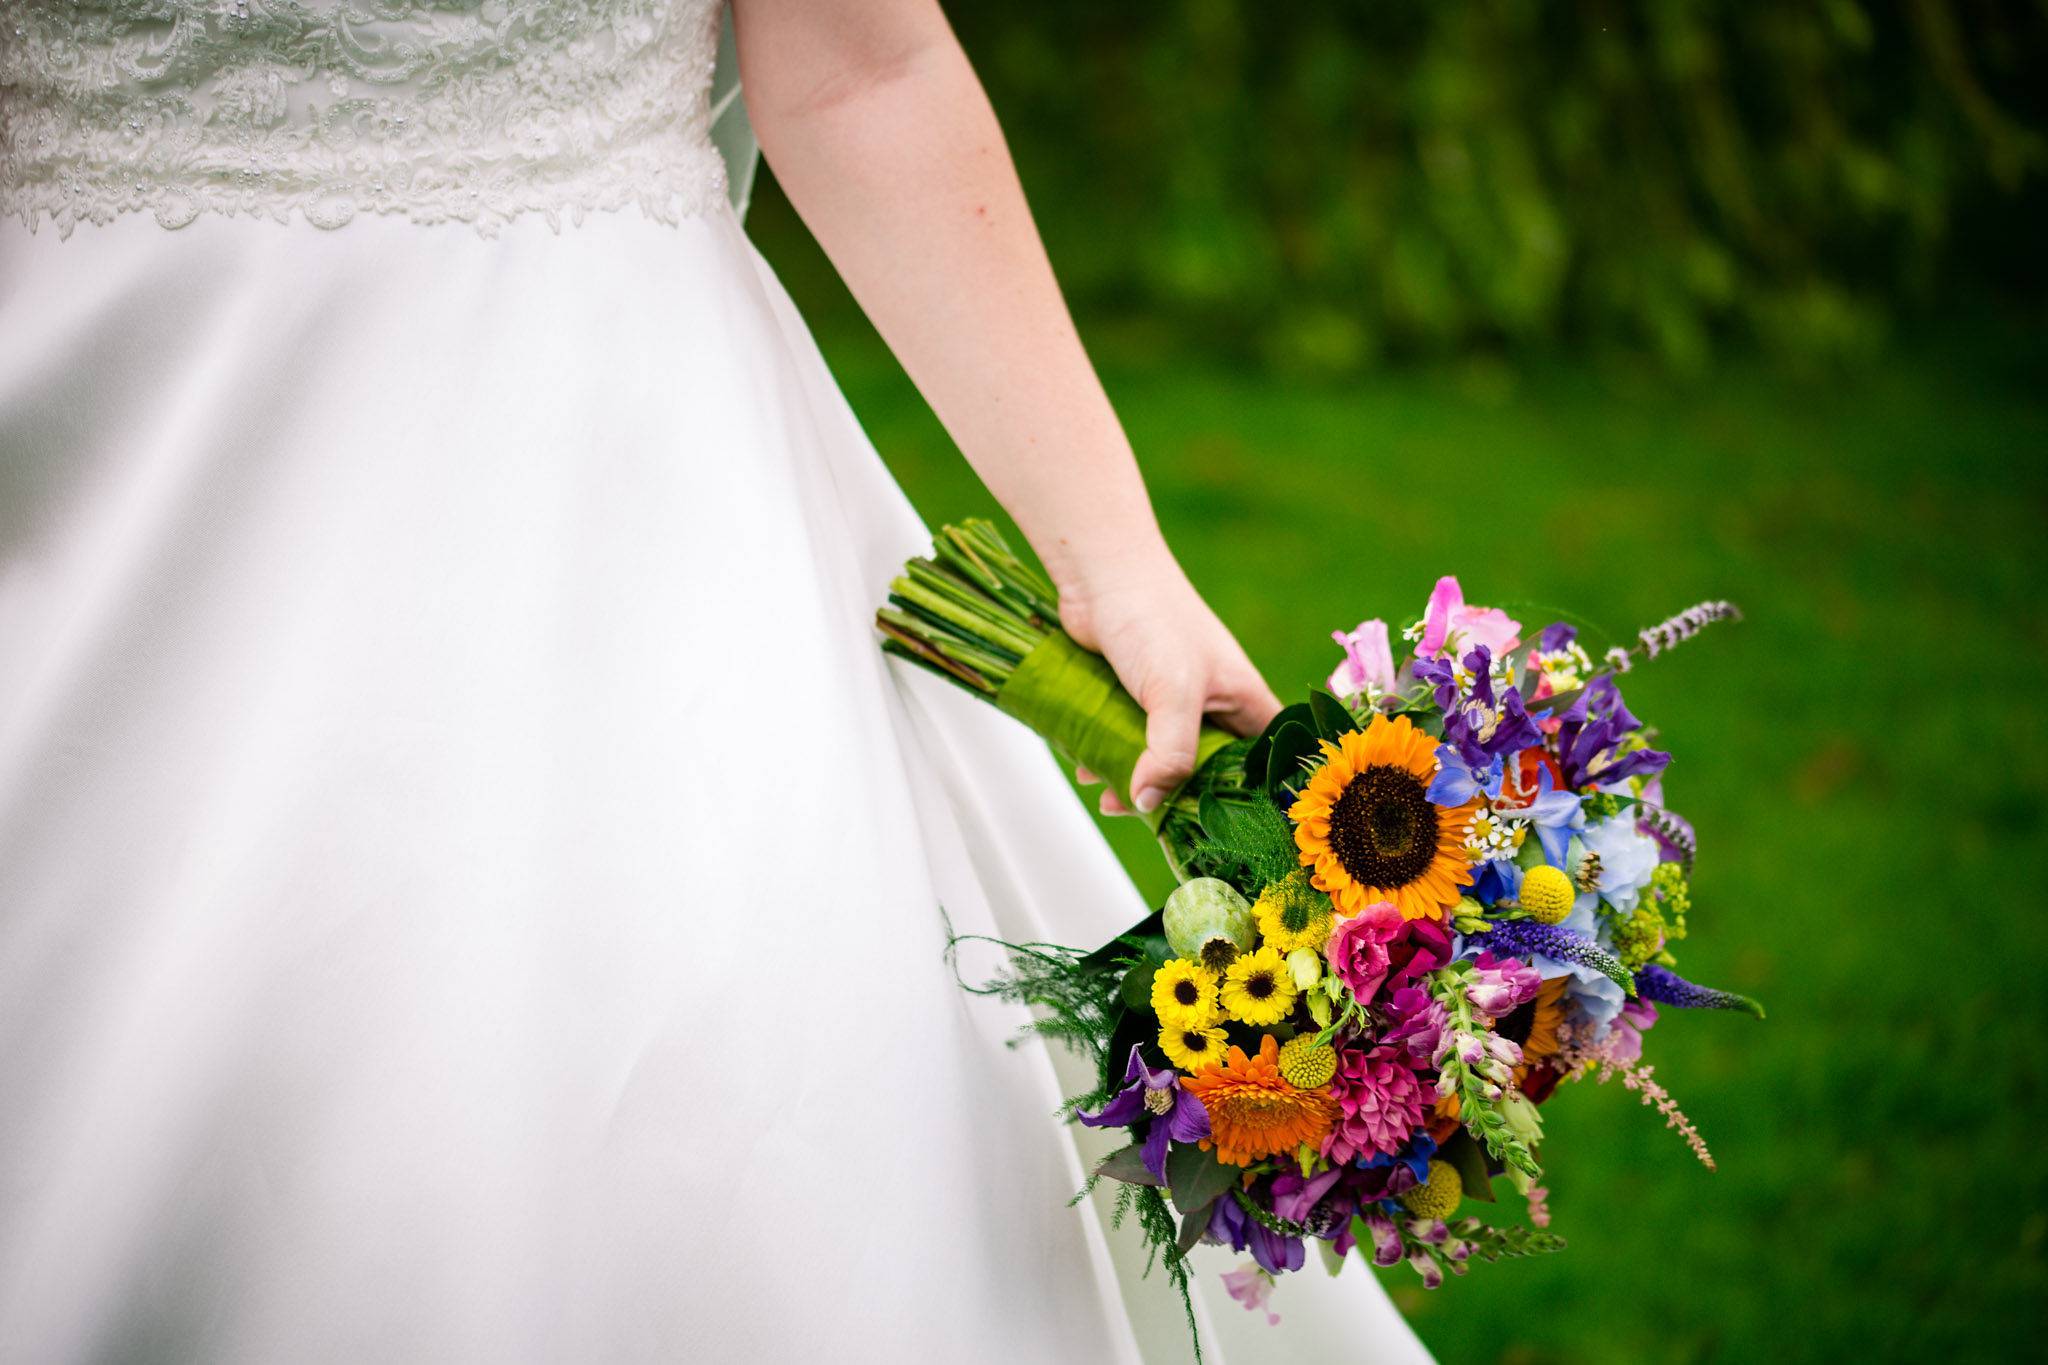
0, 0, 730, 236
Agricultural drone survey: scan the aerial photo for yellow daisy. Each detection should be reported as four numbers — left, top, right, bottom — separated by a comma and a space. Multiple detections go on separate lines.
1149, 958, 1223, 1027
1252, 870, 1334, 955
1159, 1019, 1229, 1072
1220, 945, 1298, 1027
1286, 714, 1480, 922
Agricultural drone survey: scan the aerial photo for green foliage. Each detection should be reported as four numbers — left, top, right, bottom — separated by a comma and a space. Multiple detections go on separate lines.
942, 1, 2045, 373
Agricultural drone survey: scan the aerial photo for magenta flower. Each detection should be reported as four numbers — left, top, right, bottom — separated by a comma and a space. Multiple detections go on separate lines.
1325, 901, 1406, 1001
1418, 576, 1523, 661
1321, 1047, 1431, 1164
1328, 618, 1397, 700
1380, 985, 1448, 1065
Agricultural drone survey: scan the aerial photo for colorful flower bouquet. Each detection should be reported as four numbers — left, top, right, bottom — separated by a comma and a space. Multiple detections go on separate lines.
877, 521, 1760, 1344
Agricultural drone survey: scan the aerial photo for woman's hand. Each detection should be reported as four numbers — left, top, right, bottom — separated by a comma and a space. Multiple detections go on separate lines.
1057, 549, 1281, 816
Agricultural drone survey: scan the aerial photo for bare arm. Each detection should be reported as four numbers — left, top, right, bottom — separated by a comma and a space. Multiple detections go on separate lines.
732, 0, 1279, 811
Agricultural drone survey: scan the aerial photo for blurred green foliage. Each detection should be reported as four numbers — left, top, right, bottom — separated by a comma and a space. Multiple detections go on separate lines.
939, 0, 2044, 375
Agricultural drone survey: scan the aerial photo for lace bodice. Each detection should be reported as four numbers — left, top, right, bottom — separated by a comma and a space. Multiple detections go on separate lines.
0, 0, 731, 235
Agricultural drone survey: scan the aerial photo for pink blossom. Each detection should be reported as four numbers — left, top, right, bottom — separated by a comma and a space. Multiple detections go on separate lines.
1321, 1047, 1431, 1164
1220, 1264, 1280, 1326
1466, 952, 1543, 1017
1328, 618, 1397, 699
1418, 576, 1523, 660
1324, 901, 1406, 1001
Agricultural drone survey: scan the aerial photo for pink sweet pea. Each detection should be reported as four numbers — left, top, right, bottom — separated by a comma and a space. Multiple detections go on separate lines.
1328, 618, 1397, 700
1220, 1264, 1281, 1326
1418, 576, 1522, 660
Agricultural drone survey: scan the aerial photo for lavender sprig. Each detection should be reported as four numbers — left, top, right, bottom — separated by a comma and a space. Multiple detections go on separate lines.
1603, 600, 1741, 673
1481, 921, 1636, 998
1637, 962, 1765, 1019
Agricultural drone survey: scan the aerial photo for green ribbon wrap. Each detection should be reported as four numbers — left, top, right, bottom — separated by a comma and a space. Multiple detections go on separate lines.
995, 632, 1237, 834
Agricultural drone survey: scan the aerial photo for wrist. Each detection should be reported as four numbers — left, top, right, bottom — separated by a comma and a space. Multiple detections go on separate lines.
1038, 516, 1178, 607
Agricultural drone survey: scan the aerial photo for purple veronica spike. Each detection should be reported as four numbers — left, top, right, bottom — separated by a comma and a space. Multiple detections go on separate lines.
1637, 962, 1765, 1018
1481, 920, 1636, 996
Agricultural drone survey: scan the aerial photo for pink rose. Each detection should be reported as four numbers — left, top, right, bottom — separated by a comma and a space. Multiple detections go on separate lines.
1419, 576, 1522, 660
1324, 901, 1406, 1001
1328, 618, 1397, 700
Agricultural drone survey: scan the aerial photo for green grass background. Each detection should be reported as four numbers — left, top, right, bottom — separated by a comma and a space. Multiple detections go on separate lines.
747, 183, 2047, 1362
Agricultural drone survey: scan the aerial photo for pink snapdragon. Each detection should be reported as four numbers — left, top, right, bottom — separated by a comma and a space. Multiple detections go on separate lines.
1324, 901, 1407, 1001
1466, 952, 1543, 1017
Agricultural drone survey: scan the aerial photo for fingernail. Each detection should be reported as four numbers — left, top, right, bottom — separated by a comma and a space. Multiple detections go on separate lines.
1134, 786, 1166, 813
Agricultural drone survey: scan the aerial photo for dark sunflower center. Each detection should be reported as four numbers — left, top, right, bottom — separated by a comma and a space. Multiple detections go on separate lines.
1182, 1031, 1211, 1052
1328, 764, 1440, 889
1173, 979, 1200, 1006
1496, 1000, 1535, 1046
1247, 972, 1275, 1000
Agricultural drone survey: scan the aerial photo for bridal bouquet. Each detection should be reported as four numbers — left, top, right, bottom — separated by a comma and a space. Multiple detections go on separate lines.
878, 522, 1760, 1342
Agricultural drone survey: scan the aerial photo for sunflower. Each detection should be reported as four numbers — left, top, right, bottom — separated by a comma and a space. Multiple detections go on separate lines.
1149, 958, 1223, 1028
1181, 1034, 1338, 1166
1220, 945, 1298, 1026
1287, 715, 1480, 922
1251, 870, 1334, 955
1496, 975, 1568, 1089
1159, 1020, 1229, 1072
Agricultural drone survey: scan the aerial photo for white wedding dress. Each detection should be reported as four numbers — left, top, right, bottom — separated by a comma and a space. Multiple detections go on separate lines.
0, 3, 1432, 1360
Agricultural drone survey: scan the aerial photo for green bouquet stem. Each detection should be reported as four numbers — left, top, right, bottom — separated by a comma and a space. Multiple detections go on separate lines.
996, 633, 1237, 832
876, 519, 1239, 856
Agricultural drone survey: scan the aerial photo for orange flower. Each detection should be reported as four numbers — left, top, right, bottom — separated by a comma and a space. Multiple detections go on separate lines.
1181, 1034, 1338, 1166
1502, 976, 1569, 1090
1287, 714, 1479, 921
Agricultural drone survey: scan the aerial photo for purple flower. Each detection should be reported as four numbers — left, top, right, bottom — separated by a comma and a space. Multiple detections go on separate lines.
1269, 1166, 1346, 1225
1360, 1210, 1405, 1267
1554, 674, 1671, 789
1427, 743, 1504, 806
1418, 646, 1545, 778
1502, 764, 1585, 868
1636, 962, 1765, 1018
1466, 951, 1543, 1016
1479, 920, 1636, 997
1536, 621, 1577, 652
1077, 1044, 1210, 1181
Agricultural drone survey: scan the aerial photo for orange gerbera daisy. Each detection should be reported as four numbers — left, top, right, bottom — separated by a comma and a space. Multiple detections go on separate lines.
1181, 1034, 1338, 1167
1286, 715, 1479, 921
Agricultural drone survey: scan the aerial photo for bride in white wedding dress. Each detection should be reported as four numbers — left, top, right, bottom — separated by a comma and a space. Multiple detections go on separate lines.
0, 2, 1433, 1360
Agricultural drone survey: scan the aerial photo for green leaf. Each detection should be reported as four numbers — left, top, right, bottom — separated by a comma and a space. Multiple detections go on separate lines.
1317, 1235, 1348, 1276
1244, 702, 1314, 786
1307, 688, 1356, 742
1097, 1144, 1163, 1187
1177, 1198, 1216, 1256
1099, 1006, 1153, 1098
1118, 942, 1171, 1012
1439, 1127, 1499, 1203
1261, 721, 1320, 803
1167, 1141, 1242, 1215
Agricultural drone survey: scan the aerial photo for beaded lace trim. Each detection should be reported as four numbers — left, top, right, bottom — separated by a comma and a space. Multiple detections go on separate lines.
0, 0, 730, 236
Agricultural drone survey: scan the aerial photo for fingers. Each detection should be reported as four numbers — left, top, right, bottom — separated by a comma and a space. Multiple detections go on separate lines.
1206, 662, 1284, 738
1076, 765, 1132, 816
1130, 681, 1201, 815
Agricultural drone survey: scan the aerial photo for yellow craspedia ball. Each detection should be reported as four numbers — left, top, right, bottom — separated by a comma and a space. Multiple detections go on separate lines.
1277, 1034, 1338, 1089
1518, 864, 1576, 925
1399, 1159, 1463, 1220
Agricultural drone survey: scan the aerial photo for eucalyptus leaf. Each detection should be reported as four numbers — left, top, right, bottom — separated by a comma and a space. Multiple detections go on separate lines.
1167, 1141, 1241, 1215
1097, 1144, 1163, 1187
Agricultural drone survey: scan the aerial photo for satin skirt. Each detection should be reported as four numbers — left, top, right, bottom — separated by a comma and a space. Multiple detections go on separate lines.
0, 203, 1432, 1363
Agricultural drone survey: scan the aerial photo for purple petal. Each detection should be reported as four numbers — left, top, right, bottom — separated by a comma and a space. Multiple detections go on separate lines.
1141, 1117, 1173, 1183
